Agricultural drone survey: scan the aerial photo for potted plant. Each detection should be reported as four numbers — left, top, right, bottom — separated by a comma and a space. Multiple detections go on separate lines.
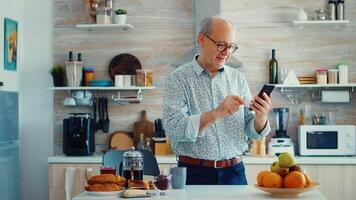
114, 8, 127, 24
50, 64, 66, 87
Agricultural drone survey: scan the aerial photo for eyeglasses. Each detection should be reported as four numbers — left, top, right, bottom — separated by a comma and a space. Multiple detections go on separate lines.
201, 33, 238, 53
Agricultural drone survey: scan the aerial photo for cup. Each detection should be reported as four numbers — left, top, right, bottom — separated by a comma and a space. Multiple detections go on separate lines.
72, 91, 84, 99
63, 97, 76, 106
170, 167, 186, 189
123, 75, 131, 87
115, 75, 124, 87
100, 166, 116, 175
84, 91, 93, 99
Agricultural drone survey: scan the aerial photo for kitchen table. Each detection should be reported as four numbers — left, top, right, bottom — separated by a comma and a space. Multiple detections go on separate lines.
72, 185, 326, 200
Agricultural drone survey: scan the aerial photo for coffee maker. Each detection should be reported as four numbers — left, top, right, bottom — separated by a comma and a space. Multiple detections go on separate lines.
268, 108, 295, 156
63, 113, 95, 156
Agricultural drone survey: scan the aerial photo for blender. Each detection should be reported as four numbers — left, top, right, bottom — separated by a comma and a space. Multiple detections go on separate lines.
268, 108, 295, 156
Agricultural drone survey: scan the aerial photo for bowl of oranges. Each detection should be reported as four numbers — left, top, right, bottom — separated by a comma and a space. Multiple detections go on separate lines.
255, 152, 320, 197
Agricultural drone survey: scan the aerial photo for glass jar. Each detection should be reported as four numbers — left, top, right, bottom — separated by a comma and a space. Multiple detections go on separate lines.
122, 147, 144, 184
96, 7, 112, 24
145, 69, 153, 86
327, 69, 338, 84
136, 69, 145, 86
316, 68, 328, 85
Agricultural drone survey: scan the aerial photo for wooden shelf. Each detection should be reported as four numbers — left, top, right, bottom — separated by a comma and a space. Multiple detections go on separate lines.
49, 86, 154, 91
75, 23, 134, 31
293, 20, 350, 28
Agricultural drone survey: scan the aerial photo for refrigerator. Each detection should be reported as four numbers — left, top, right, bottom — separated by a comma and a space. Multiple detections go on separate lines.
0, 91, 20, 200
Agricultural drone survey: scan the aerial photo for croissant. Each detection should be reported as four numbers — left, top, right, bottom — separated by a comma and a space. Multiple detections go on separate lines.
88, 174, 126, 186
85, 183, 123, 192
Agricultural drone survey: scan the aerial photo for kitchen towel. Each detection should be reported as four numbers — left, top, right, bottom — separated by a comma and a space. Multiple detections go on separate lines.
65, 167, 86, 200
65, 167, 76, 200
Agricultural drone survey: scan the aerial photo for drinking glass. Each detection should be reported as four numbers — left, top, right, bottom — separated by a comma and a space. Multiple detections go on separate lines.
154, 175, 171, 195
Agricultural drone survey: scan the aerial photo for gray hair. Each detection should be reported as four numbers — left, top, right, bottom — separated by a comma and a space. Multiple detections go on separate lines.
199, 15, 233, 35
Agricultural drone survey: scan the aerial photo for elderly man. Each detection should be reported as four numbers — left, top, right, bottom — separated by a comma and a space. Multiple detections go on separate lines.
163, 15, 272, 185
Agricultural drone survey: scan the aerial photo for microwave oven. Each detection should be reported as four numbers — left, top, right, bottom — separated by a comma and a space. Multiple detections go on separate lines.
298, 125, 356, 156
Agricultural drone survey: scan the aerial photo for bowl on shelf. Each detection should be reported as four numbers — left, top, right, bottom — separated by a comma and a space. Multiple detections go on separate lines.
88, 80, 112, 87
254, 182, 320, 197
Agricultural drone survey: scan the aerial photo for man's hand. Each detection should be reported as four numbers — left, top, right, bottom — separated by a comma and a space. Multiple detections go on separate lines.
250, 93, 272, 132
215, 95, 245, 118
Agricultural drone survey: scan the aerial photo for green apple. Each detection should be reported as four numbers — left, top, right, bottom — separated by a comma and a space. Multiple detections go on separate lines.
270, 161, 280, 173
278, 152, 296, 168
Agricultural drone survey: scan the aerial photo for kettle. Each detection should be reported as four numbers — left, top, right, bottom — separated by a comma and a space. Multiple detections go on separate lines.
122, 147, 144, 183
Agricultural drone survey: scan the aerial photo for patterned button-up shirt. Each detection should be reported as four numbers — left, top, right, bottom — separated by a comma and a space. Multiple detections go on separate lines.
162, 56, 271, 160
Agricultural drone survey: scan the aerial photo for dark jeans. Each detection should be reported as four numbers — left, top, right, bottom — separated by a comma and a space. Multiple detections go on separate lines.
178, 161, 248, 185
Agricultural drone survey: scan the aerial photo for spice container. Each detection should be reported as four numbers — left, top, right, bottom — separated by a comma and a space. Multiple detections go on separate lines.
316, 68, 328, 85
327, 69, 338, 84
83, 67, 94, 86
136, 69, 154, 86
136, 69, 145, 86
145, 69, 153, 86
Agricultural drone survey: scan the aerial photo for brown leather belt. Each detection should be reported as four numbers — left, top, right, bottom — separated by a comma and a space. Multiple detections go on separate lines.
178, 156, 242, 169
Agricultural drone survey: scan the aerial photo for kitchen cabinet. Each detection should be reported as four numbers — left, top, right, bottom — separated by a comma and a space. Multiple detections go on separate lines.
48, 159, 356, 200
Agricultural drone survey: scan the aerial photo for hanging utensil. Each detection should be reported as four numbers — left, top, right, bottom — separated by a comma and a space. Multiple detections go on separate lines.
103, 97, 110, 133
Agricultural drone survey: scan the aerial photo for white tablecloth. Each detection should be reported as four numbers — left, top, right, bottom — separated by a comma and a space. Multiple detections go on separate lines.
73, 185, 326, 200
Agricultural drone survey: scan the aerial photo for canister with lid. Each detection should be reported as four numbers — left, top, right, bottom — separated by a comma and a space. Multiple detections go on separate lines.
337, 63, 349, 84
316, 68, 328, 85
327, 69, 338, 84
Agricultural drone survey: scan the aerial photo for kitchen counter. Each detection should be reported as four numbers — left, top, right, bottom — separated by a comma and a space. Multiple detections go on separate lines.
72, 185, 326, 200
48, 154, 356, 165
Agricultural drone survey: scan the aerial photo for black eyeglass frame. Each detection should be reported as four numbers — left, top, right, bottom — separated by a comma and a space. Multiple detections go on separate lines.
201, 32, 238, 53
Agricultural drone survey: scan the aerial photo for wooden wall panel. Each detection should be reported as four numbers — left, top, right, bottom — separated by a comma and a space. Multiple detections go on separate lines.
53, 0, 356, 155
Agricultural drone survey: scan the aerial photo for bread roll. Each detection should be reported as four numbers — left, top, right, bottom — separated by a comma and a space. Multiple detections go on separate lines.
128, 180, 149, 190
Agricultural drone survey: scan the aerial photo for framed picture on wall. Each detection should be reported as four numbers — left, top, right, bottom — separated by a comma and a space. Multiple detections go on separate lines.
4, 18, 18, 71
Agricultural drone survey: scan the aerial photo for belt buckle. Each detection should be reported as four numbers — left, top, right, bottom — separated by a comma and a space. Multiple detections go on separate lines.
213, 160, 223, 169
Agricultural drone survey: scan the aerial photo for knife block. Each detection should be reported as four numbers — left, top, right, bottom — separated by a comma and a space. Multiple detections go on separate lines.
153, 140, 172, 155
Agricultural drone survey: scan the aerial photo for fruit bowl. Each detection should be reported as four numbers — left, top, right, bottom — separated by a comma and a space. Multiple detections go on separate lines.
254, 182, 320, 197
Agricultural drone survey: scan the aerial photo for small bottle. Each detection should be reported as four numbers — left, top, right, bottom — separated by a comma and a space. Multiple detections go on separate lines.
68, 51, 73, 62
336, 0, 345, 20
77, 53, 82, 62
328, 0, 337, 20
300, 109, 305, 125
137, 133, 146, 150
269, 49, 278, 84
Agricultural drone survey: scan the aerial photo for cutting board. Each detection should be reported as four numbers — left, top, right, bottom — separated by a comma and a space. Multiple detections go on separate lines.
110, 131, 134, 150
133, 110, 154, 146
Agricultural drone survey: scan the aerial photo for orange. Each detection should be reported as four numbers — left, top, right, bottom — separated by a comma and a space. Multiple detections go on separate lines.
284, 171, 306, 188
303, 173, 311, 187
262, 172, 283, 188
257, 171, 270, 187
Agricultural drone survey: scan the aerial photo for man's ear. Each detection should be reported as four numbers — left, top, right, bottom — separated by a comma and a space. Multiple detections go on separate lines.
197, 33, 204, 46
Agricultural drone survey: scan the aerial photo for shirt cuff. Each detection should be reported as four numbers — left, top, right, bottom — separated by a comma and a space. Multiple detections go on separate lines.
250, 118, 271, 137
185, 113, 202, 141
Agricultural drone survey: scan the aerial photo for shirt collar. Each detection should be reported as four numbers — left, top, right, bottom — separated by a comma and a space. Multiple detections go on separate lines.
191, 55, 225, 76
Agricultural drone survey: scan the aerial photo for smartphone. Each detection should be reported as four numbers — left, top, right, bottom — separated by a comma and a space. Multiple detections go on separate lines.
257, 84, 275, 99
249, 84, 275, 110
